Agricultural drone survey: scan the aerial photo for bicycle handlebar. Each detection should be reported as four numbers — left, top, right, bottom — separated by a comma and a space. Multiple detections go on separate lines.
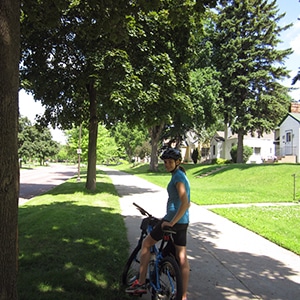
133, 202, 177, 236
133, 202, 153, 218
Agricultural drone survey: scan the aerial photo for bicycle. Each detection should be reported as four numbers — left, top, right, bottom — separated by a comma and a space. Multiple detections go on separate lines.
122, 202, 183, 300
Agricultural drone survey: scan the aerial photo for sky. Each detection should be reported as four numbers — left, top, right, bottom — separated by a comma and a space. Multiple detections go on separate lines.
19, 0, 300, 143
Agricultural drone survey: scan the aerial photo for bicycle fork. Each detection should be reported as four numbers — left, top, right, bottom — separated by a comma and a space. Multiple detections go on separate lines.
148, 253, 177, 297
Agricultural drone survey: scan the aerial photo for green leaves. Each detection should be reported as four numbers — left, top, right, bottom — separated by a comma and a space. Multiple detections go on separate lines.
18, 117, 60, 164
210, 0, 293, 134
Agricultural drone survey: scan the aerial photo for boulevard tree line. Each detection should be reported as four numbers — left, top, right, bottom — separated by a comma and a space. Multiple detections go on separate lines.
20, 0, 293, 191
0, 1, 296, 297
18, 116, 150, 165
18, 117, 60, 166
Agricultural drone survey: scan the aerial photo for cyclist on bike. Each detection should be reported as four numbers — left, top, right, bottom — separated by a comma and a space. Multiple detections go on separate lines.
126, 147, 190, 300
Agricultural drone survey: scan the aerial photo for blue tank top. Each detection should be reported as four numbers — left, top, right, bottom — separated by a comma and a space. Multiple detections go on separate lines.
164, 169, 190, 224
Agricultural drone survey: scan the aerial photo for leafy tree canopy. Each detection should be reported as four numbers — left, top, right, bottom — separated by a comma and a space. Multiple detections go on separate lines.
18, 116, 60, 165
66, 123, 120, 164
208, 0, 293, 162
20, 0, 218, 173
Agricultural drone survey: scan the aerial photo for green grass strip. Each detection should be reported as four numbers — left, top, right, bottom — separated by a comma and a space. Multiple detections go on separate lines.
113, 163, 300, 205
111, 162, 300, 255
211, 205, 300, 255
18, 170, 131, 300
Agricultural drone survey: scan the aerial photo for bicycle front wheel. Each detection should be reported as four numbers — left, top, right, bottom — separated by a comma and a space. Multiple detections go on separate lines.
152, 256, 183, 300
122, 243, 141, 286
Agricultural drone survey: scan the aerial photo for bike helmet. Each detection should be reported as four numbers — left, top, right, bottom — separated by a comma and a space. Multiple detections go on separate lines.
160, 148, 182, 161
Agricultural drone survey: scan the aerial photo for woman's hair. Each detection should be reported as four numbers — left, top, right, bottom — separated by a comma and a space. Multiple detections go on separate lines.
178, 165, 186, 174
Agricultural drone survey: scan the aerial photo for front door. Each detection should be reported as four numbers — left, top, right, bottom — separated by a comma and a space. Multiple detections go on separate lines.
285, 130, 293, 155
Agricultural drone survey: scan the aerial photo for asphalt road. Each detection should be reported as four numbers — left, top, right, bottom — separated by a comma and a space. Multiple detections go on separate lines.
19, 163, 77, 205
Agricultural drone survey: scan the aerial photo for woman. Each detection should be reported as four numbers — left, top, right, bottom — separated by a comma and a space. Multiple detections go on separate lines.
126, 148, 190, 300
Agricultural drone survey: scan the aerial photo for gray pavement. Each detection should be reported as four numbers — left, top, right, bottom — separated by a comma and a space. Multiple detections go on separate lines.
19, 164, 77, 206
102, 168, 300, 300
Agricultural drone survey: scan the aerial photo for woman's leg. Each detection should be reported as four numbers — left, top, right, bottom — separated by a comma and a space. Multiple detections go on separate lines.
175, 245, 190, 300
138, 234, 157, 284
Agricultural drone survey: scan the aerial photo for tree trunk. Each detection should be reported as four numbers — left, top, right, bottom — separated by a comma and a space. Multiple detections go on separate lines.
223, 124, 228, 160
86, 82, 98, 191
149, 123, 164, 172
0, 0, 20, 299
237, 129, 244, 163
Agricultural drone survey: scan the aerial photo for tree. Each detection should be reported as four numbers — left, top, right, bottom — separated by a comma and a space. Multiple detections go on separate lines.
0, 0, 20, 298
20, 0, 218, 179
230, 144, 253, 163
292, 68, 300, 86
34, 129, 60, 165
20, 1, 146, 190
191, 148, 199, 164
111, 122, 149, 162
189, 67, 222, 139
210, 0, 293, 163
124, 1, 213, 171
18, 116, 36, 165
66, 123, 119, 164
292, 1, 300, 87
18, 117, 60, 165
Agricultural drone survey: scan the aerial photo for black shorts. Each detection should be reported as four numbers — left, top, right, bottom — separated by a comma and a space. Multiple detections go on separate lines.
150, 219, 188, 247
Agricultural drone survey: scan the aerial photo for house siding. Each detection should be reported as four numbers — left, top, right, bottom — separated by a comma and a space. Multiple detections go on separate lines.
244, 136, 274, 163
210, 131, 275, 164
279, 115, 300, 161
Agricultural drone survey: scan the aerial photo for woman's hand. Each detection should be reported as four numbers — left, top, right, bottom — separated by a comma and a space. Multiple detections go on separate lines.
161, 220, 174, 228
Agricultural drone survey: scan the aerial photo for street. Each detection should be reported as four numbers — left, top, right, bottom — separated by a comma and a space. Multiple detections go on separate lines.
19, 163, 77, 205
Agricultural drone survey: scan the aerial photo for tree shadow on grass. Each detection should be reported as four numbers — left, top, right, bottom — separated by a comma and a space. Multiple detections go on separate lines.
18, 201, 132, 300
189, 163, 298, 178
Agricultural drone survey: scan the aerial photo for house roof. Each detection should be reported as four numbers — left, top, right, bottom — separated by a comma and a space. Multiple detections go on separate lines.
213, 130, 274, 141
278, 113, 300, 126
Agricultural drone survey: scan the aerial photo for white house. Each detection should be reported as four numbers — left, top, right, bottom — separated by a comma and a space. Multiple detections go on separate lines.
210, 128, 275, 164
276, 112, 300, 163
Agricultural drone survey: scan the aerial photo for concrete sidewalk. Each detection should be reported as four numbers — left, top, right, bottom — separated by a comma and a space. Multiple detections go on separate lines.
102, 168, 300, 300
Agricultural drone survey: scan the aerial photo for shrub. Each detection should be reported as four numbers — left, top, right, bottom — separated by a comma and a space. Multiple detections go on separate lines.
230, 145, 253, 163
211, 158, 229, 165
191, 148, 199, 164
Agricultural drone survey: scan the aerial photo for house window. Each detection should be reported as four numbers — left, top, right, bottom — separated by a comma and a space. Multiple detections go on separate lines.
213, 145, 216, 155
286, 132, 292, 142
254, 147, 261, 155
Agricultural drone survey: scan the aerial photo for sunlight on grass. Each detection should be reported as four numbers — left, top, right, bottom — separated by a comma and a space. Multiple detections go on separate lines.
109, 162, 300, 255
85, 272, 107, 288
18, 170, 131, 300
112, 163, 300, 204
212, 205, 300, 255
38, 283, 65, 292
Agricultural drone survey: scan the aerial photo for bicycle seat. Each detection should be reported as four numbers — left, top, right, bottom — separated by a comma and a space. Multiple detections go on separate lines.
162, 226, 176, 235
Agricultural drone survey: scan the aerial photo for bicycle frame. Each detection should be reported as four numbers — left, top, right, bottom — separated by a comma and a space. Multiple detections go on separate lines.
149, 236, 177, 296
123, 202, 182, 299
142, 207, 178, 296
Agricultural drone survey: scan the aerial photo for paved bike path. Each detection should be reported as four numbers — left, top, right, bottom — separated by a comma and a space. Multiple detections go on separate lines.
102, 168, 300, 300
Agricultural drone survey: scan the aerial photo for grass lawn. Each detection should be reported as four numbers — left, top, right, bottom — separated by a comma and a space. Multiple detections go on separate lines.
18, 170, 131, 300
211, 205, 300, 255
112, 162, 300, 255
113, 162, 300, 205
18, 162, 300, 299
